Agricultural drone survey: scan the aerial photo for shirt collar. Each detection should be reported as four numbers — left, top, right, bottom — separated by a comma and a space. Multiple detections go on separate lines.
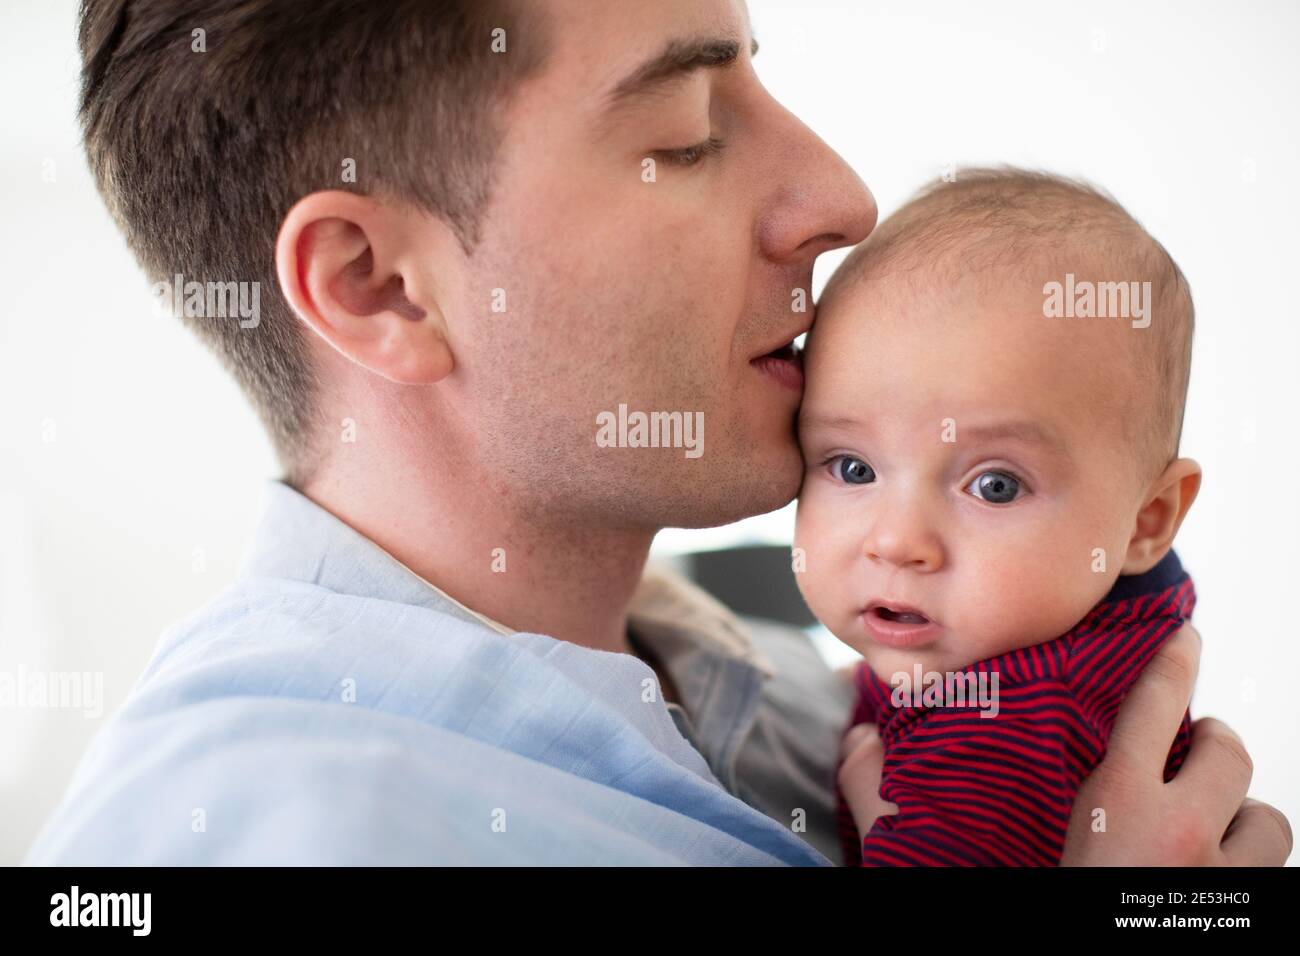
241, 480, 507, 635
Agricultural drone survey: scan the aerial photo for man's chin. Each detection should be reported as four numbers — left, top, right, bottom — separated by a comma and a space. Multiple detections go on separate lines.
660, 445, 802, 530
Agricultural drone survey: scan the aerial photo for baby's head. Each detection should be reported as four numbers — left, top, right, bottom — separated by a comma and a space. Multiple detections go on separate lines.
794, 168, 1201, 678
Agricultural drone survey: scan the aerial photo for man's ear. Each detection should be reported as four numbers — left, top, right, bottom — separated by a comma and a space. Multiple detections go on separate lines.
275, 190, 455, 385
1121, 457, 1202, 574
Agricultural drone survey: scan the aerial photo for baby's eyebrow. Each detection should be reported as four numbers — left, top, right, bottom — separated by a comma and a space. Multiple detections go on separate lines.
799, 414, 1065, 455
799, 412, 864, 432
959, 421, 1062, 449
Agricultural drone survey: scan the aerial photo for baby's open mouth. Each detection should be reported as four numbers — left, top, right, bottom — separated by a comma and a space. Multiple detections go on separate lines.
861, 602, 941, 648
870, 605, 931, 626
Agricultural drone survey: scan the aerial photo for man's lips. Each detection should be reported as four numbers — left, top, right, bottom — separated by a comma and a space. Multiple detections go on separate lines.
749, 338, 804, 392
860, 601, 941, 648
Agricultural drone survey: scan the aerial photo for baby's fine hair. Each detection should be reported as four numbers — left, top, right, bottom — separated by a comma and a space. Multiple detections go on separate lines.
828, 166, 1195, 478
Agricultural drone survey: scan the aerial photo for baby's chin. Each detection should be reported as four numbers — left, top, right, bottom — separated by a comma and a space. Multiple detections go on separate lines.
854, 632, 1040, 684
860, 646, 977, 684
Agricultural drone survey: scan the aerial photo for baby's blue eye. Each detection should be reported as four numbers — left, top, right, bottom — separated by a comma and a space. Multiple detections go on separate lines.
967, 470, 1022, 504
832, 456, 876, 485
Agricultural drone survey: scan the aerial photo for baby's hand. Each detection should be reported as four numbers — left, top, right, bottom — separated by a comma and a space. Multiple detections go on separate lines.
838, 723, 899, 838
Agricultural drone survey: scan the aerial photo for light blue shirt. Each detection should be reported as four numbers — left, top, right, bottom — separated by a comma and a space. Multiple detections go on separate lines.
26, 482, 838, 865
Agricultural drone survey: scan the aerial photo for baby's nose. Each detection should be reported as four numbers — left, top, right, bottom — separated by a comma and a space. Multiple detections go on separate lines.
862, 515, 944, 572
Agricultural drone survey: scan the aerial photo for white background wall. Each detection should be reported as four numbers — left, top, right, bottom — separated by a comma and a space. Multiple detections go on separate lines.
2, 0, 1297, 865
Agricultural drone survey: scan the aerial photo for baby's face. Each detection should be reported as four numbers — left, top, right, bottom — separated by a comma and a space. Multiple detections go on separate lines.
795, 266, 1153, 678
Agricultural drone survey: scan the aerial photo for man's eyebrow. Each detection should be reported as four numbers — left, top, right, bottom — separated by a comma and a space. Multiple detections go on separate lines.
605, 36, 758, 110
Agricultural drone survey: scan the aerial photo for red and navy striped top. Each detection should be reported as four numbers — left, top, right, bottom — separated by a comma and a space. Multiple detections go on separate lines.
834, 550, 1195, 867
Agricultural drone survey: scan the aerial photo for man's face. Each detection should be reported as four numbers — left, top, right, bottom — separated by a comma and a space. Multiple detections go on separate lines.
436, 0, 876, 530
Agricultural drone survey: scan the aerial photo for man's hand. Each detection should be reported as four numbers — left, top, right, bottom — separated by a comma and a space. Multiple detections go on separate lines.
1062, 623, 1290, 865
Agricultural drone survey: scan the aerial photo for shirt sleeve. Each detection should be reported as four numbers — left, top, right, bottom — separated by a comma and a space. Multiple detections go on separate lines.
24, 695, 810, 866
860, 693, 1092, 866
1063, 584, 1194, 749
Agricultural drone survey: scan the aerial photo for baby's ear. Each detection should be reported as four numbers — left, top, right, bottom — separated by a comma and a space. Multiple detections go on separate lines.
1121, 458, 1202, 574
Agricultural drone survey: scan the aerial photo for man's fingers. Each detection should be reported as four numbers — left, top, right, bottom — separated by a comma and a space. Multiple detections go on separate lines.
1170, 717, 1253, 840
1220, 798, 1294, 866
837, 724, 897, 837
1106, 623, 1200, 779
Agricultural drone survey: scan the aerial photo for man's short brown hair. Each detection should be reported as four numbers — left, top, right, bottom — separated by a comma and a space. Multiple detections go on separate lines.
78, 0, 547, 483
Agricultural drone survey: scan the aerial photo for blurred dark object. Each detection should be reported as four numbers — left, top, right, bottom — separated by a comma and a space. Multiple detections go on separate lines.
684, 545, 816, 628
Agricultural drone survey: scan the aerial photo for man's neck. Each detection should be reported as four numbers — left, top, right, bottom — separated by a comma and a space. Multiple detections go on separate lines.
301, 446, 655, 657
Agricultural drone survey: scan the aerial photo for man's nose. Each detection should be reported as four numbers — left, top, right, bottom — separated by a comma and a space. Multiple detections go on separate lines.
756, 104, 878, 265
862, 505, 944, 573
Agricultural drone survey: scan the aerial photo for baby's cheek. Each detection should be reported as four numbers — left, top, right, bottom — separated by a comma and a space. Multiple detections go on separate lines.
792, 505, 827, 607
959, 535, 1116, 653
1018, 513, 1128, 632
793, 497, 856, 637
